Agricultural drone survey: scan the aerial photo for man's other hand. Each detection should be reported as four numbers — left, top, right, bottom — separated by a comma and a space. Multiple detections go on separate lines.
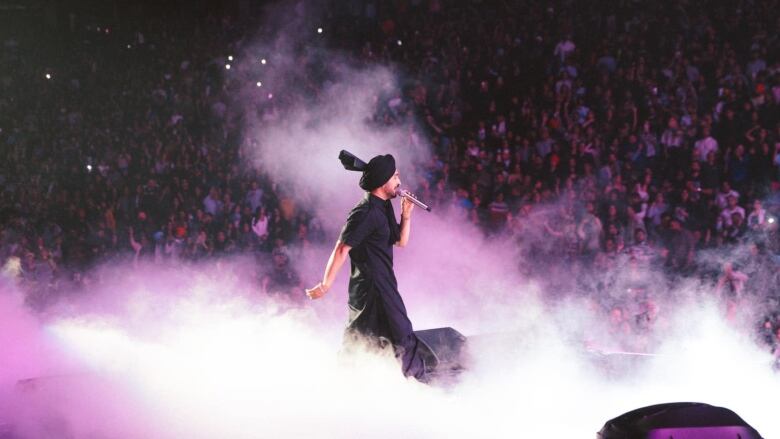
305, 282, 328, 299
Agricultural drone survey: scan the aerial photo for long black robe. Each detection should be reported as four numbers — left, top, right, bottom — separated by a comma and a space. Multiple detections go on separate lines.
338, 193, 427, 380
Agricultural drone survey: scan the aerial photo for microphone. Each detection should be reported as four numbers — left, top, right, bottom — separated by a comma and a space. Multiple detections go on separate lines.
396, 188, 432, 212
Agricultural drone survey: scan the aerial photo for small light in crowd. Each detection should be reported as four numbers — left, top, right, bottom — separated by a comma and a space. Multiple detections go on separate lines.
127, 44, 132, 49
228, 55, 234, 61
769, 217, 776, 224
317, 27, 323, 34
397, 40, 403, 46
260, 58, 267, 65
86, 164, 92, 172
45, 73, 51, 80
256, 81, 262, 87
267, 93, 273, 99
97, 27, 101, 32
225, 64, 231, 70
105, 28, 110, 34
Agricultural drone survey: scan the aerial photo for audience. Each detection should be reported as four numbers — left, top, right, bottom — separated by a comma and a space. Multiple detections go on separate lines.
1, 0, 779, 356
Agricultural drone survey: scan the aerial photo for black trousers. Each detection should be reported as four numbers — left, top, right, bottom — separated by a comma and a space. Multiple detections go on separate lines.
344, 286, 427, 381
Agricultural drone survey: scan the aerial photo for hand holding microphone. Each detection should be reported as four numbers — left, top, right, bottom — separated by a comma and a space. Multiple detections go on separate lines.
400, 195, 415, 219
396, 187, 432, 212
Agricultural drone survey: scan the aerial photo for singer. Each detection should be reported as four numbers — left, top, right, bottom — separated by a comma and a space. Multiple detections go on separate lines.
305, 153, 428, 381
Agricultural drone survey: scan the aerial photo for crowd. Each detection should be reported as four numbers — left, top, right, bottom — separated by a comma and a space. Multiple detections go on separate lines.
0, 12, 325, 303
355, 0, 780, 359
1, 1, 780, 358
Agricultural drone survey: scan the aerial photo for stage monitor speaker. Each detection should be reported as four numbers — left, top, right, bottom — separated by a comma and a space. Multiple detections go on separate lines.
414, 327, 467, 373
598, 402, 763, 439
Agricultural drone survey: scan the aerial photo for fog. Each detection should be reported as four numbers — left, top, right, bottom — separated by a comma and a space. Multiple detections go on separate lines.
1, 1, 778, 438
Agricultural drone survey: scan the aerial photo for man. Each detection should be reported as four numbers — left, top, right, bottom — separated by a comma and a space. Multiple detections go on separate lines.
715, 181, 739, 211
662, 217, 696, 273
717, 194, 746, 231
626, 228, 656, 265
693, 125, 718, 162
261, 247, 301, 298
305, 154, 427, 381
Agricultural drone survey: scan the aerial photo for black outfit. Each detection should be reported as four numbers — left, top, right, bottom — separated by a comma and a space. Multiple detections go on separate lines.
264, 264, 301, 296
339, 193, 427, 380
665, 228, 696, 273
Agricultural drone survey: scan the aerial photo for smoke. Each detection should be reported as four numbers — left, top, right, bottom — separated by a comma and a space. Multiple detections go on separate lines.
236, 4, 429, 230
0, 280, 65, 390
3, 263, 779, 438
2, 2, 779, 438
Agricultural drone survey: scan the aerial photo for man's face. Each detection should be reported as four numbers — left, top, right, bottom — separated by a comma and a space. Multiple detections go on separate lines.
273, 253, 287, 268
379, 170, 401, 199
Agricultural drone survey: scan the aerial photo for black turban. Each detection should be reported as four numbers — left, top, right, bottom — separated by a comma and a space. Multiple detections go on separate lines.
359, 154, 396, 191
